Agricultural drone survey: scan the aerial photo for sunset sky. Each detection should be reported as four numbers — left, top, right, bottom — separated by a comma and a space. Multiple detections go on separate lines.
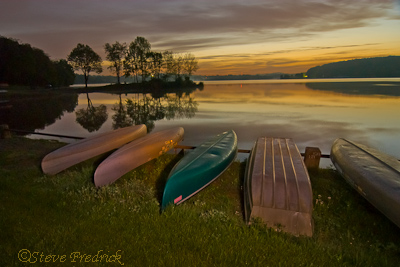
1, 0, 400, 75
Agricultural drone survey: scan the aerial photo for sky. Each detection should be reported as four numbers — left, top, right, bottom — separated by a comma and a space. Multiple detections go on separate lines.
1, 0, 400, 75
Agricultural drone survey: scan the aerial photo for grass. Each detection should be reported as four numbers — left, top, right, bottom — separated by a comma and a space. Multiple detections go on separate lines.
1, 136, 400, 266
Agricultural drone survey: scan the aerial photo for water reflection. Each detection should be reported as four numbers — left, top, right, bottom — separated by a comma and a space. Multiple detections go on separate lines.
305, 82, 400, 96
75, 93, 108, 132
111, 93, 198, 132
6, 80, 400, 167
0, 93, 78, 132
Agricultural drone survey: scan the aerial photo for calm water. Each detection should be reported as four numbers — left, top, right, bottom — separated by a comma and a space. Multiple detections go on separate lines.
5, 79, 400, 167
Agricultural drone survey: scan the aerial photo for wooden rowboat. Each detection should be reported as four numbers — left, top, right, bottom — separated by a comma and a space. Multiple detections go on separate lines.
244, 137, 313, 236
41, 125, 147, 175
94, 127, 184, 187
331, 138, 400, 228
161, 130, 237, 210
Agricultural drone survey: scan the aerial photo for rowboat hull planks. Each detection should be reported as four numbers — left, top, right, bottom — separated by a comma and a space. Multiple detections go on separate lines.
41, 125, 147, 175
94, 127, 184, 187
331, 138, 400, 228
244, 137, 313, 237
161, 130, 238, 210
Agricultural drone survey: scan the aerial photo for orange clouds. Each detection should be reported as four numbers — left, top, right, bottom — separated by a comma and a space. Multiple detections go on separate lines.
0, 0, 399, 74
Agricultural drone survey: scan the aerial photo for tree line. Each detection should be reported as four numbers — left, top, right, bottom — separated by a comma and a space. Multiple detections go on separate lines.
0, 36, 75, 88
306, 56, 400, 78
68, 36, 199, 87
0, 35, 199, 89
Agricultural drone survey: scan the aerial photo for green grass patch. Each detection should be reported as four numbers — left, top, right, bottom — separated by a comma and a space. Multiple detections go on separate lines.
1, 136, 400, 266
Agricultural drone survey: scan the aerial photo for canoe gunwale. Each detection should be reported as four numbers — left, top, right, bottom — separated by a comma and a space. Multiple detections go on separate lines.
339, 139, 400, 174
244, 140, 257, 223
175, 148, 238, 206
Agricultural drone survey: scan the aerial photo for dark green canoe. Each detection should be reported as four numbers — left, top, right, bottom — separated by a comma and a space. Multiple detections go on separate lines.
331, 138, 400, 228
161, 130, 238, 210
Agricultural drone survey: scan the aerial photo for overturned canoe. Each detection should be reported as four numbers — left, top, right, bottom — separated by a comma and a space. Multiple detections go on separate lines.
41, 124, 147, 175
331, 138, 400, 228
161, 130, 237, 210
94, 127, 184, 187
244, 137, 313, 236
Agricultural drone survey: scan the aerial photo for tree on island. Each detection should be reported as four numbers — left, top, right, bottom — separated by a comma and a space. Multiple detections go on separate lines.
124, 36, 151, 83
68, 43, 103, 88
183, 53, 199, 79
104, 41, 126, 84
68, 36, 200, 86
162, 51, 175, 80
147, 51, 163, 79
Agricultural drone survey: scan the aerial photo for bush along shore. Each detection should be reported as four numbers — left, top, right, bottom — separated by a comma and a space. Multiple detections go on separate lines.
1, 136, 400, 266
70, 78, 205, 94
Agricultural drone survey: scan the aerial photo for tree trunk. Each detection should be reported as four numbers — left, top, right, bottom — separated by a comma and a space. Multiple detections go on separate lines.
84, 73, 88, 88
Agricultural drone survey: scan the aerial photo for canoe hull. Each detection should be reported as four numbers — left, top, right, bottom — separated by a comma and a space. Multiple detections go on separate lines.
161, 130, 238, 210
244, 137, 313, 236
94, 127, 184, 187
41, 125, 147, 175
331, 138, 400, 228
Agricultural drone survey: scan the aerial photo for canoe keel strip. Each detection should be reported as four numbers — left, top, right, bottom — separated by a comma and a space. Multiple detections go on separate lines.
244, 137, 313, 237
94, 127, 184, 187
41, 125, 147, 175
161, 130, 238, 210
331, 138, 400, 228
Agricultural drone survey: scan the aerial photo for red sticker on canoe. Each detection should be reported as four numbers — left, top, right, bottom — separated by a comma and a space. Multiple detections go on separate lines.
174, 195, 182, 204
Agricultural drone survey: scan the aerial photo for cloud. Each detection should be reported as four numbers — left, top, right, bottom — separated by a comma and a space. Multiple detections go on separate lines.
0, 0, 398, 73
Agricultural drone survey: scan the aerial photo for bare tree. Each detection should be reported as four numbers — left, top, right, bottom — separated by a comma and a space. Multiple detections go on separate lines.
183, 53, 199, 78
147, 51, 163, 79
124, 37, 151, 83
104, 41, 126, 84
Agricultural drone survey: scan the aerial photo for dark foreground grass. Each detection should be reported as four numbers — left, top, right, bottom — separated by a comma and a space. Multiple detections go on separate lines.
1, 137, 400, 266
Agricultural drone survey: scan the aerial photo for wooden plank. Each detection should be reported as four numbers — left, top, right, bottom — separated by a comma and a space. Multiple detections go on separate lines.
244, 137, 313, 237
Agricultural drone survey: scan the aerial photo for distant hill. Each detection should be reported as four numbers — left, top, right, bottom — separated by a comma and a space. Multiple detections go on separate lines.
199, 73, 283, 81
306, 56, 400, 78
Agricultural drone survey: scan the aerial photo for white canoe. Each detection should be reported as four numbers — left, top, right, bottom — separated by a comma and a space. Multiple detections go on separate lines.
94, 127, 184, 187
41, 125, 147, 175
331, 138, 400, 228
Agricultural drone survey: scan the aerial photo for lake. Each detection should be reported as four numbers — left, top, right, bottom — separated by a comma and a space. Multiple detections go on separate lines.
3, 78, 400, 167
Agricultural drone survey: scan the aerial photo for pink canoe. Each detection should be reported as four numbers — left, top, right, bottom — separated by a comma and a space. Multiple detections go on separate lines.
94, 127, 184, 187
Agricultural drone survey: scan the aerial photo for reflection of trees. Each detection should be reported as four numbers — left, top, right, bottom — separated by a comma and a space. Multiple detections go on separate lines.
126, 96, 158, 132
76, 93, 108, 132
111, 93, 198, 133
165, 95, 197, 120
111, 95, 131, 129
305, 82, 400, 97
0, 93, 78, 132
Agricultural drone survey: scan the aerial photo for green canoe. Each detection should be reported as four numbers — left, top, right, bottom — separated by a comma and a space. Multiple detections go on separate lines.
161, 130, 238, 210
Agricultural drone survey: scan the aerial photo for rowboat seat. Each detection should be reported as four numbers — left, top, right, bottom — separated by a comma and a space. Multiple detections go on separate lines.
244, 137, 313, 236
